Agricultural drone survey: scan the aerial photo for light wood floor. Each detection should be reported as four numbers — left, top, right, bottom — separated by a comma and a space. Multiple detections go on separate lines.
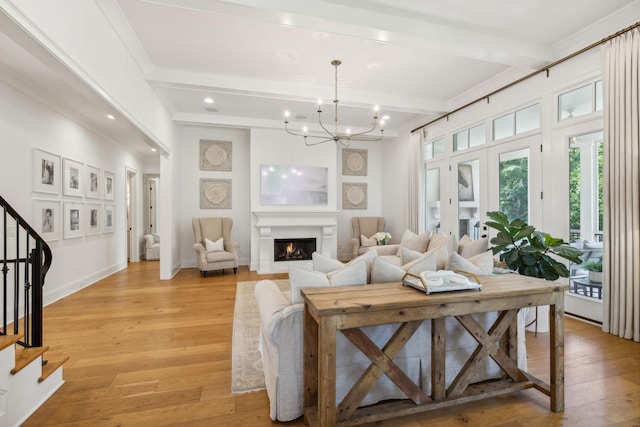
23, 262, 639, 427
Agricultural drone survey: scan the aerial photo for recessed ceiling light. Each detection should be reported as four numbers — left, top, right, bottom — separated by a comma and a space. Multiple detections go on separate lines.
204, 97, 214, 104
107, 114, 115, 120
151, 147, 157, 152
382, 115, 390, 120
205, 107, 219, 113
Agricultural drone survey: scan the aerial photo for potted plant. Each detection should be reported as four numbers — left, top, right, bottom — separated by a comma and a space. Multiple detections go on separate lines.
583, 261, 603, 283
485, 211, 584, 281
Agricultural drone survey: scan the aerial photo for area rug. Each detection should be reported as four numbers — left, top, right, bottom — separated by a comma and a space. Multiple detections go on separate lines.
231, 279, 290, 394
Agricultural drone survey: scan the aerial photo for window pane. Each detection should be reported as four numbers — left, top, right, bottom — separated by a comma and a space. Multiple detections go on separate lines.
499, 148, 529, 223
558, 84, 592, 120
515, 104, 540, 134
595, 80, 603, 111
425, 168, 440, 233
433, 139, 445, 157
469, 124, 486, 147
425, 142, 433, 160
453, 130, 469, 151
493, 113, 513, 140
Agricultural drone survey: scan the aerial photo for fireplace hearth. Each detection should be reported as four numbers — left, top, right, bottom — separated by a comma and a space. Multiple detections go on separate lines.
274, 238, 316, 262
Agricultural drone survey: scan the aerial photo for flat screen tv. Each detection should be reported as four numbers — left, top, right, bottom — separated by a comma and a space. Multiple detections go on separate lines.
260, 164, 328, 205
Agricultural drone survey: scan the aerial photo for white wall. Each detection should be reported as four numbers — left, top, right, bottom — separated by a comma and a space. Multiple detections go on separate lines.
178, 126, 251, 267
0, 77, 147, 308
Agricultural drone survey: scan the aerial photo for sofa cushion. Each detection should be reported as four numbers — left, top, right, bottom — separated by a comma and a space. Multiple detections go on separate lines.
313, 251, 376, 283
288, 268, 331, 304
397, 229, 431, 253
457, 235, 488, 258
446, 251, 493, 275
312, 252, 344, 273
371, 251, 438, 283
427, 232, 458, 254
205, 237, 224, 252
205, 251, 235, 262
399, 247, 422, 265
289, 260, 367, 304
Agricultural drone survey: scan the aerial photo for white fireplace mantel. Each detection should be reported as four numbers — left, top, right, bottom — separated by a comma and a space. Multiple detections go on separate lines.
253, 211, 339, 274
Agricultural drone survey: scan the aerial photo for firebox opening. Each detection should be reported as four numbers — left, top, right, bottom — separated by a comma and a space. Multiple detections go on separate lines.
274, 238, 316, 262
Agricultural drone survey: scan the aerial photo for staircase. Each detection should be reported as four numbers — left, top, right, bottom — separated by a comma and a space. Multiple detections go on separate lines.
1, 196, 67, 427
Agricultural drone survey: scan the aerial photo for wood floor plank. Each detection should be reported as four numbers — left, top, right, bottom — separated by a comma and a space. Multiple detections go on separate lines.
21, 262, 640, 427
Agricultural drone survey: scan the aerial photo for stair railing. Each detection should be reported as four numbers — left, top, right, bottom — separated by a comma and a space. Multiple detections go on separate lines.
0, 195, 52, 348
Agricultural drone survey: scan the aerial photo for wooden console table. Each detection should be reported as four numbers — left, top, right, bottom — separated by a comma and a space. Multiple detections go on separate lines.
302, 274, 568, 427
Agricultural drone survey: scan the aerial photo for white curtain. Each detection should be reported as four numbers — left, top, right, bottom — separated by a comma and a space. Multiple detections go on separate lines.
601, 27, 640, 342
407, 130, 423, 233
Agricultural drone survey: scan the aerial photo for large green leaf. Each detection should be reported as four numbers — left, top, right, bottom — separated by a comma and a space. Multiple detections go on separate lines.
512, 225, 536, 242
486, 211, 509, 225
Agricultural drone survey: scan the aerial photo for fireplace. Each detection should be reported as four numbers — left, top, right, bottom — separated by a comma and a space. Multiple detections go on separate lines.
274, 238, 316, 262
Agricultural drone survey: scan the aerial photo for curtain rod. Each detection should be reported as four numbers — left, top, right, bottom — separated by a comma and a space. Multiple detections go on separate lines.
411, 21, 640, 134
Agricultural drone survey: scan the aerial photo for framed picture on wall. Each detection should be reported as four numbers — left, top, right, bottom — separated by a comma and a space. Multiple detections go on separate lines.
103, 171, 115, 201
63, 201, 84, 239
62, 158, 84, 197
199, 140, 232, 171
342, 182, 368, 210
458, 164, 474, 202
33, 149, 61, 195
85, 165, 102, 199
32, 199, 61, 241
103, 204, 115, 233
200, 178, 232, 209
86, 203, 102, 236
342, 148, 368, 176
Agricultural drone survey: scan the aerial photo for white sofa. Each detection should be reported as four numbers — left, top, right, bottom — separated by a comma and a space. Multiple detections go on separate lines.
144, 234, 160, 260
255, 251, 528, 422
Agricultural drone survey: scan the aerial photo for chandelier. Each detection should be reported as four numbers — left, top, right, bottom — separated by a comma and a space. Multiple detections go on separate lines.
284, 60, 385, 147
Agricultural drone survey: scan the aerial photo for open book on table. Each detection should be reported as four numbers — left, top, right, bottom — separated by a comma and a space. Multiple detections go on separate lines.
402, 270, 483, 294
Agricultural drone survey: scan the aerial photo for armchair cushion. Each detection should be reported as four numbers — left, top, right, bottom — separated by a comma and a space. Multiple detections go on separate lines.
360, 234, 377, 247
205, 237, 224, 252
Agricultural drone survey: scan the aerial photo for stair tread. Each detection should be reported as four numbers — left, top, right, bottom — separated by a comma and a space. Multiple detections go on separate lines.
0, 334, 24, 351
39, 356, 70, 383
11, 346, 50, 375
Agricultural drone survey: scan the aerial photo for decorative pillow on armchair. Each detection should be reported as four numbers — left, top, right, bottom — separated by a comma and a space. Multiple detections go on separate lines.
360, 234, 377, 247
204, 237, 224, 252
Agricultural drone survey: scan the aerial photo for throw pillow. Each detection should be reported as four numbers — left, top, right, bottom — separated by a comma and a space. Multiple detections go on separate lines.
371, 257, 405, 283
399, 247, 422, 265
312, 252, 344, 273
326, 259, 368, 287
403, 250, 438, 275
397, 229, 431, 253
457, 235, 489, 258
427, 232, 458, 254
204, 237, 224, 252
446, 251, 493, 275
360, 234, 377, 247
288, 268, 331, 304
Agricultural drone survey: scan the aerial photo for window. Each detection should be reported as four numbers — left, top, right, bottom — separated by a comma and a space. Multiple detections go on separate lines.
454, 124, 485, 152
558, 80, 602, 121
493, 104, 540, 141
425, 137, 445, 160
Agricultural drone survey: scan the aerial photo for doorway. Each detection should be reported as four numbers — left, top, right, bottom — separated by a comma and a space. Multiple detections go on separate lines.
126, 168, 138, 262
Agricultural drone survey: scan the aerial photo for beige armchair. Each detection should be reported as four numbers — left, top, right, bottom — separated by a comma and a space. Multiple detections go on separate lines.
144, 234, 160, 260
192, 217, 239, 276
350, 216, 386, 259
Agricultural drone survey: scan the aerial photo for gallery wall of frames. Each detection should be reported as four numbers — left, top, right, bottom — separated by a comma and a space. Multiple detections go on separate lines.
32, 148, 116, 241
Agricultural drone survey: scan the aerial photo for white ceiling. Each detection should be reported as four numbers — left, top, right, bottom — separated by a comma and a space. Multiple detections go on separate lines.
1, 0, 638, 152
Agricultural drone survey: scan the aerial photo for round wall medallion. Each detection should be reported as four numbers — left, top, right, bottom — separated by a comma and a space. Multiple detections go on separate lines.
346, 152, 364, 172
346, 186, 364, 205
205, 145, 227, 166
205, 183, 227, 205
